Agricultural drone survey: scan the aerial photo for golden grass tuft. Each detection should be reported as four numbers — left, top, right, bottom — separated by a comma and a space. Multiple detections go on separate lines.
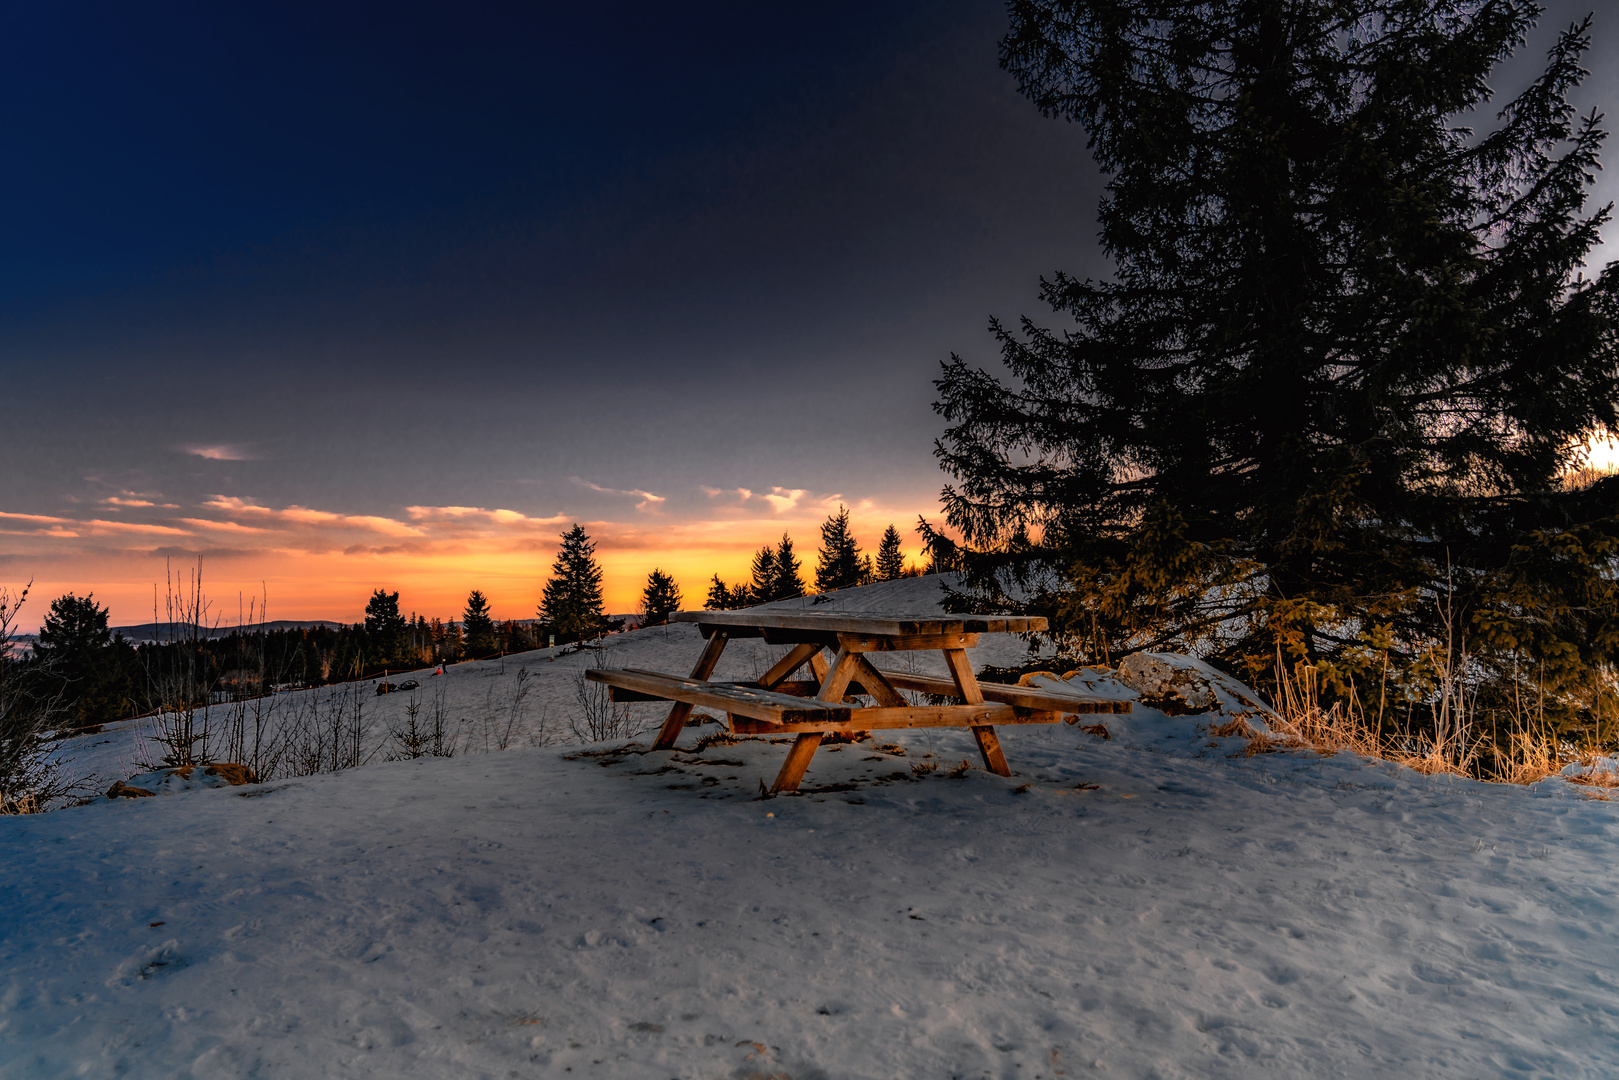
1264, 651, 1616, 789
1207, 718, 1257, 739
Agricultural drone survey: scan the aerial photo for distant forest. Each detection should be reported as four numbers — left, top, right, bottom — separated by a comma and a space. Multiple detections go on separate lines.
9, 507, 938, 733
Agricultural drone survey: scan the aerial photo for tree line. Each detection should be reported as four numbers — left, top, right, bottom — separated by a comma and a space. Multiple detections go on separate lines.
7, 506, 929, 735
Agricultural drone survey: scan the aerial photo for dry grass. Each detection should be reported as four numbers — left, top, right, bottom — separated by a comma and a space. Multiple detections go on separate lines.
1264, 653, 1609, 790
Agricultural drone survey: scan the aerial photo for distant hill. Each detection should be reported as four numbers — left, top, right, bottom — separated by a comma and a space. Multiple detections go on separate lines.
108, 619, 348, 644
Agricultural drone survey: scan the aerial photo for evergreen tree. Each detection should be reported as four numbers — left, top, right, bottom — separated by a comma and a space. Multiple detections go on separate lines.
936, 1, 1619, 745
640, 568, 683, 625
770, 532, 805, 601
814, 505, 865, 592
32, 592, 136, 728
704, 574, 734, 610
748, 545, 777, 604
363, 588, 409, 666
539, 525, 608, 642
1, 585, 73, 811
363, 589, 404, 636
876, 524, 906, 581
462, 590, 497, 656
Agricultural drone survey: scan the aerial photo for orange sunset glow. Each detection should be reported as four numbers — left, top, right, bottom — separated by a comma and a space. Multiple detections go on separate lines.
2, 489, 945, 631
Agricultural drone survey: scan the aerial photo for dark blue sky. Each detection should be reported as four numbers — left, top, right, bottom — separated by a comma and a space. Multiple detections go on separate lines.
3, 1, 1104, 512
2, 0, 1615, 623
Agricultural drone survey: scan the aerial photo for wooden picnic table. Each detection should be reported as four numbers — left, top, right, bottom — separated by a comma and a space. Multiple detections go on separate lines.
585, 608, 1130, 793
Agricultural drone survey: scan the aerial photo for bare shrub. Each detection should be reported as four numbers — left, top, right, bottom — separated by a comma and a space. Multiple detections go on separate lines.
0, 584, 80, 813
139, 562, 223, 768
280, 683, 377, 776
467, 666, 534, 753
570, 663, 641, 743
386, 681, 459, 761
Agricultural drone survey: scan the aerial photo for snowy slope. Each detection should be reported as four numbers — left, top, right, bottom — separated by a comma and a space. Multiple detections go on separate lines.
4, 578, 1619, 1078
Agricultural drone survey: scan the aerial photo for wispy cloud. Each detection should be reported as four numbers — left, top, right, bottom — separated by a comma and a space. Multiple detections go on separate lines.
571, 477, 666, 512
404, 506, 569, 531
0, 510, 191, 538
179, 444, 258, 461
761, 487, 808, 513
101, 495, 180, 509
202, 496, 425, 538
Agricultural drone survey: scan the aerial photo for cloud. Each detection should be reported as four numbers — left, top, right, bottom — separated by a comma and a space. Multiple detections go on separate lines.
81, 520, 191, 536
701, 486, 753, 503
402, 506, 571, 538
179, 444, 258, 461
148, 546, 256, 560
0, 511, 188, 538
175, 518, 270, 534
571, 477, 666, 512
0, 511, 74, 527
202, 497, 424, 538
760, 487, 807, 513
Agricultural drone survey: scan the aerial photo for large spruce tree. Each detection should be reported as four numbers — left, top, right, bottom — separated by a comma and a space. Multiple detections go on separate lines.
935, 1, 1619, 740
540, 525, 608, 642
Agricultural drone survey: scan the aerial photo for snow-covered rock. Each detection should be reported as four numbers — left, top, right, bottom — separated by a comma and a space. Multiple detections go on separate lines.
106, 763, 257, 799
1117, 652, 1219, 713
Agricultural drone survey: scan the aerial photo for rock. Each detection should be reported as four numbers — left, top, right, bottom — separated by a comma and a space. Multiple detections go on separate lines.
107, 763, 259, 799
106, 781, 157, 799
1116, 653, 1218, 714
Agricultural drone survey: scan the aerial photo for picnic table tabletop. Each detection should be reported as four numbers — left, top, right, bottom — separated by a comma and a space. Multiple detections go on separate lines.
672, 609, 1048, 639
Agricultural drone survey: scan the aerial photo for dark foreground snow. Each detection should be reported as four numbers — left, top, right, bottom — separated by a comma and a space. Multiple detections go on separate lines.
4, 711, 1618, 1078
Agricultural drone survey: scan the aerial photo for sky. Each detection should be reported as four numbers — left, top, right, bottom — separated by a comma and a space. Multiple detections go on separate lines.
2, 0, 1617, 630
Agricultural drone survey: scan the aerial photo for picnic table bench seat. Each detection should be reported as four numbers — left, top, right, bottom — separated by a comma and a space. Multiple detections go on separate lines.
588, 665, 1129, 733
586, 667, 852, 726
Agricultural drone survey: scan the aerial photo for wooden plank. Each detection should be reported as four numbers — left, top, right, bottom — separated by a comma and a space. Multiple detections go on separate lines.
771, 732, 824, 793
817, 647, 860, 703
971, 726, 1011, 776
718, 677, 907, 701
587, 668, 850, 726
759, 642, 822, 690
675, 610, 1047, 637
808, 648, 830, 684
943, 648, 1013, 776
942, 648, 983, 704
731, 703, 1057, 734
833, 632, 981, 653
607, 686, 669, 703
879, 670, 1132, 714
652, 630, 730, 750
848, 654, 908, 707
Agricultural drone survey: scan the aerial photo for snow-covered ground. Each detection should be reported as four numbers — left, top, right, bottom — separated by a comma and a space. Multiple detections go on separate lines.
4, 577, 1618, 1077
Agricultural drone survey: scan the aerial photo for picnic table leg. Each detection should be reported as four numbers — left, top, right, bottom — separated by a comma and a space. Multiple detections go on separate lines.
849, 654, 908, 707
759, 642, 823, 690
770, 733, 824, 793
651, 630, 729, 750
769, 647, 861, 792
943, 648, 1012, 776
